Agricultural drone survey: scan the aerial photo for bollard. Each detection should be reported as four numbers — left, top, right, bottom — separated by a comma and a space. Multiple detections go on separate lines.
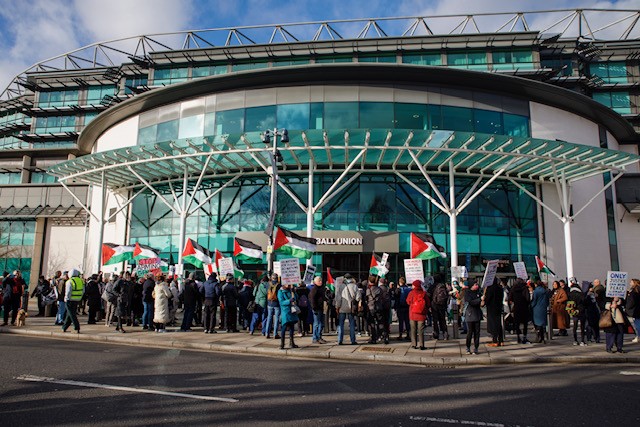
452, 305, 459, 339
547, 308, 553, 341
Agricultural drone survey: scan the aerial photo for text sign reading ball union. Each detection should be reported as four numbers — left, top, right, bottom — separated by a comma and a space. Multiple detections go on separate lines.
315, 237, 363, 245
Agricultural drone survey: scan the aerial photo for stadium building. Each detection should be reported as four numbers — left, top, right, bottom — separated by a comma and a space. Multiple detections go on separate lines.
2, 9, 640, 285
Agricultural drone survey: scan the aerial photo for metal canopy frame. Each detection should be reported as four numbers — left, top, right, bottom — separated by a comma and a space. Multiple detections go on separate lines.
48, 129, 640, 277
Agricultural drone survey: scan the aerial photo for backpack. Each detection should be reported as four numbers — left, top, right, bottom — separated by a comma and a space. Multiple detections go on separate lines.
267, 283, 279, 302
375, 287, 391, 312
410, 291, 427, 315
298, 294, 308, 308
399, 286, 411, 308
433, 285, 448, 306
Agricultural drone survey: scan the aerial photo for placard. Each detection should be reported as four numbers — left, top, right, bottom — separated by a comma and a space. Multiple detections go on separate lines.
273, 261, 281, 279
218, 257, 235, 278
404, 258, 425, 284
482, 259, 500, 288
302, 264, 317, 285
606, 271, 629, 298
450, 265, 468, 280
513, 262, 528, 280
280, 258, 301, 286
381, 252, 390, 266
138, 257, 161, 275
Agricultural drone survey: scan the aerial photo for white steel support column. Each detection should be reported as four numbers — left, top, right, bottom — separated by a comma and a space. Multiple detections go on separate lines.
449, 161, 459, 282
306, 160, 314, 267
96, 171, 107, 273
177, 167, 189, 273
561, 176, 574, 280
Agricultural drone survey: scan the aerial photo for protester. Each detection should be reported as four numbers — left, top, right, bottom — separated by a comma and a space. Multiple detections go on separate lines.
222, 274, 239, 333
295, 280, 310, 337
430, 281, 449, 340
168, 278, 180, 326
152, 274, 172, 333
585, 283, 601, 343
84, 274, 102, 324
2, 271, 23, 326
238, 279, 254, 330
113, 272, 132, 333
142, 273, 155, 331
54, 271, 67, 325
103, 275, 118, 327
30, 276, 50, 317
310, 276, 327, 344
509, 278, 531, 344
180, 274, 199, 332
397, 277, 411, 341
250, 275, 268, 335
277, 282, 299, 350
626, 279, 640, 343
485, 279, 504, 347
551, 280, 569, 336
406, 279, 430, 350
530, 281, 550, 343
335, 274, 360, 345
604, 296, 631, 353
202, 273, 221, 334
264, 273, 281, 339
62, 269, 84, 333
567, 278, 587, 346
463, 280, 483, 354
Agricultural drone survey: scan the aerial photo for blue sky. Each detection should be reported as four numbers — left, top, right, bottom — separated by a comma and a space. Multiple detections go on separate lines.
0, 0, 638, 93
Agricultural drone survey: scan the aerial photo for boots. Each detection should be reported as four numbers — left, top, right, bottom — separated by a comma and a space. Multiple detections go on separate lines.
280, 334, 286, 350
290, 337, 299, 349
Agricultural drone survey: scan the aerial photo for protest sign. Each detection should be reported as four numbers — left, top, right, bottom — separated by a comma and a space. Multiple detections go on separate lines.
280, 258, 301, 286
303, 264, 317, 285
218, 257, 235, 278
138, 257, 161, 275
404, 259, 425, 284
606, 271, 629, 298
513, 262, 528, 280
482, 260, 499, 288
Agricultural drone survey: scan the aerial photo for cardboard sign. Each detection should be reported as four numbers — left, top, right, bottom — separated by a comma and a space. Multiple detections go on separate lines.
513, 262, 528, 280
138, 257, 161, 275
280, 258, 301, 286
404, 259, 425, 284
381, 252, 390, 266
450, 266, 468, 280
482, 259, 500, 288
273, 261, 281, 279
303, 264, 317, 285
606, 271, 629, 298
218, 257, 235, 278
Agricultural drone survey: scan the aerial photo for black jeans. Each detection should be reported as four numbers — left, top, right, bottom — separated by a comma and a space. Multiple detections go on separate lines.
572, 316, 586, 343
203, 301, 217, 331
226, 306, 238, 331
432, 305, 448, 338
466, 321, 480, 350
63, 301, 80, 332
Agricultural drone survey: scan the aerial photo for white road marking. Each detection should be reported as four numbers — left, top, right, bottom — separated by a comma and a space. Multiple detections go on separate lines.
16, 375, 238, 403
619, 371, 640, 376
409, 416, 521, 427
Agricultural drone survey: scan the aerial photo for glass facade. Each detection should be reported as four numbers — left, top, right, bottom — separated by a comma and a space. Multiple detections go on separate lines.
34, 115, 76, 133
492, 49, 534, 70
37, 89, 79, 108
138, 100, 530, 144
0, 221, 34, 283
129, 175, 538, 277
589, 62, 628, 84
593, 91, 632, 114
85, 85, 116, 105
153, 66, 189, 85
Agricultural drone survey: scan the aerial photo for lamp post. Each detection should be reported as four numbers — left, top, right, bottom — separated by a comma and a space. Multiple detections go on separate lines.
263, 128, 288, 274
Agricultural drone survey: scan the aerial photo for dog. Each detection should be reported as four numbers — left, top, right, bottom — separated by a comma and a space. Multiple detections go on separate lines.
16, 309, 28, 327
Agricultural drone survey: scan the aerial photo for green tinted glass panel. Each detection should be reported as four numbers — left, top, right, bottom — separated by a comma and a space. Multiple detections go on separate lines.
442, 106, 473, 132
324, 102, 358, 129
178, 114, 204, 138
359, 54, 396, 63
310, 103, 323, 129
157, 120, 179, 141
360, 102, 394, 129
394, 103, 428, 129
316, 55, 352, 63
215, 109, 244, 134
503, 114, 529, 137
232, 62, 268, 72
474, 109, 502, 134
138, 125, 157, 145
274, 58, 310, 67
277, 103, 310, 130
245, 106, 276, 132
402, 53, 442, 65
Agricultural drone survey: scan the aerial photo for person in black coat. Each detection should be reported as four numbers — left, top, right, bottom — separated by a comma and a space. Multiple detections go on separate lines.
238, 280, 254, 330
142, 273, 155, 330
180, 274, 199, 332
222, 274, 239, 332
567, 280, 587, 345
113, 272, 132, 333
84, 274, 102, 324
464, 281, 483, 354
484, 278, 504, 346
309, 276, 327, 344
30, 276, 51, 317
509, 278, 531, 344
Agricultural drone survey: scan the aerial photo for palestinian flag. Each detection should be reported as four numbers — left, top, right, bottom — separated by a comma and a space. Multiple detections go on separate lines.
369, 253, 389, 278
102, 243, 134, 266
234, 238, 263, 263
535, 256, 555, 276
182, 238, 212, 268
233, 258, 244, 279
274, 227, 317, 259
410, 233, 447, 260
133, 242, 158, 261
327, 267, 335, 286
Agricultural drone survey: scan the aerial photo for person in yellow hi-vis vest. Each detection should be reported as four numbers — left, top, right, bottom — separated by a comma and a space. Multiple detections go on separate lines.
62, 268, 84, 333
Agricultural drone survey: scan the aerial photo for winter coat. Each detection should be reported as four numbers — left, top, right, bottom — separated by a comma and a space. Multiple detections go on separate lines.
153, 282, 172, 324
202, 277, 221, 305
509, 281, 531, 324
309, 284, 326, 313
625, 288, 640, 318
253, 281, 268, 308
113, 279, 131, 317
463, 287, 483, 323
278, 287, 299, 324
365, 285, 382, 313
530, 286, 550, 327
406, 284, 431, 321
142, 278, 155, 303
336, 282, 360, 315
222, 282, 239, 308
567, 286, 586, 318
551, 287, 569, 329
585, 292, 600, 327
604, 299, 632, 334
593, 284, 606, 311
84, 279, 102, 306
238, 285, 253, 309
181, 280, 199, 309
431, 283, 449, 307
484, 283, 504, 336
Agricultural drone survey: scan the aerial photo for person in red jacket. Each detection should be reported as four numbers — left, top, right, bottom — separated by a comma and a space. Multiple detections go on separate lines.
406, 280, 431, 350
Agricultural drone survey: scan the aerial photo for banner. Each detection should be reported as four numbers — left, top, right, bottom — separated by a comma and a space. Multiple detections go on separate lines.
513, 262, 528, 280
450, 265, 468, 280
606, 271, 629, 298
302, 264, 317, 285
280, 258, 301, 286
137, 257, 161, 275
218, 257, 235, 278
482, 260, 500, 288
404, 259, 425, 284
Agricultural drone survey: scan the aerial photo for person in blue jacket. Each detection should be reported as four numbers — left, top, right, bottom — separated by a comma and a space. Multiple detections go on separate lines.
278, 282, 299, 350
531, 281, 550, 343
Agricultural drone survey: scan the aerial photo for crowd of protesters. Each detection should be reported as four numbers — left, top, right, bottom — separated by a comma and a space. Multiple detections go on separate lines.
1, 268, 639, 354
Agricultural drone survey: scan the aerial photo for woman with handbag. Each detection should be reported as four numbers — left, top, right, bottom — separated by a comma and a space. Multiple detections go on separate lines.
278, 283, 299, 350
603, 296, 631, 353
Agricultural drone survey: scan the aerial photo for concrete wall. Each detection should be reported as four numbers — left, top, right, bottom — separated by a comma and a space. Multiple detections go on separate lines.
42, 224, 86, 277
530, 102, 612, 282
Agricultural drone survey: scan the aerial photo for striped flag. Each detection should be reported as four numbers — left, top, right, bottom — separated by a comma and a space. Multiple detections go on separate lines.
274, 227, 317, 259
410, 233, 447, 260
182, 238, 212, 268
535, 256, 555, 276
233, 237, 263, 263
102, 243, 134, 266
133, 242, 158, 260
369, 253, 389, 277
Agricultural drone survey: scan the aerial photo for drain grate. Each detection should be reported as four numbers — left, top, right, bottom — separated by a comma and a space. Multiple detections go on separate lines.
360, 346, 393, 352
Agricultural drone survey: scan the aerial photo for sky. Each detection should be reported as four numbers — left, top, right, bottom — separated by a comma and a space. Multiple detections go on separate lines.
0, 0, 638, 95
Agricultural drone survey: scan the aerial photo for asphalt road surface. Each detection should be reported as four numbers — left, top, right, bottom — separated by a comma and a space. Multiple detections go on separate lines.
0, 335, 638, 426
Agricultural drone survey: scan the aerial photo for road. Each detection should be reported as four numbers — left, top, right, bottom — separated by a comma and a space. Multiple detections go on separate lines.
0, 335, 638, 426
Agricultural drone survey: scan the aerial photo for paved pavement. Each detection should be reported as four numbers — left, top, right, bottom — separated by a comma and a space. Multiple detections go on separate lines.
1, 313, 639, 366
